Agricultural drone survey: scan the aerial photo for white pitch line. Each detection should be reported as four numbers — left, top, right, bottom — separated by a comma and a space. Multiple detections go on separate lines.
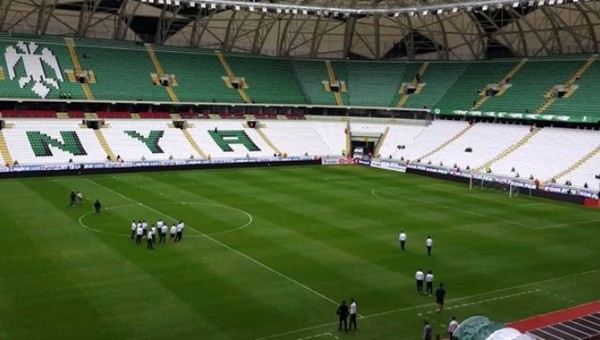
539, 219, 600, 229
256, 267, 600, 339
297, 332, 339, 340
83, 178, 341, 309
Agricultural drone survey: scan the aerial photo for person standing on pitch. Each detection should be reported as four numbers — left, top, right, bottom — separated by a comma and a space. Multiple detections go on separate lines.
130, 220, 137, 240
159, 223, 167, 243
436, 283, 446, 313
336, 300, 349, 332
136, 224, 144, 245
399, 231, 407, 251
448, 316, 459, 339
423, 320, 432, 340
415, 268, 425, 295
93, 199, 101, 214
169, 224, 177, 241
146, 229, 154, 250
425, 270, 434, 296
348, 298, 357, 330
426, 235, 433, 256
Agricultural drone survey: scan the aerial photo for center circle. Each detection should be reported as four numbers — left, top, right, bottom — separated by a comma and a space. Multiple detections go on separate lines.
78, 202, 253, 237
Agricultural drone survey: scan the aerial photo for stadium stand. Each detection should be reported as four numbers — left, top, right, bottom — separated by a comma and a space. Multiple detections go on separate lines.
100, 120, 197, 161
393, 120, 470, 163
225, 55, 306, 105
185, 121, 273, 159
477, 59, 585, 114
259, 120, 346, 157
291, 59, 337, 106
2, 120, 107, 164
544, 56, 600, 118
488, 126, 600, 184
74, 41, 171, 102
419, 122, 532, 171
336, 60, 407, 107
435, 61, 519, 113
0, 37, 85, 100
401, 62, 467, 109
155, 49, 242, 103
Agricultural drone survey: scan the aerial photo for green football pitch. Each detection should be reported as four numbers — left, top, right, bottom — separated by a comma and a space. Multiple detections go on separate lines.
1, 165, 599, 339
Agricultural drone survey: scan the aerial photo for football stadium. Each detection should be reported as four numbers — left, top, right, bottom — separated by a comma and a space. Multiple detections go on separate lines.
1, 0, 600, 339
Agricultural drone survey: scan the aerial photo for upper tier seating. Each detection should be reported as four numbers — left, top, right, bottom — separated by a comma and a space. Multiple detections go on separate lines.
402, 62, 467, 109
0, 38, 85, 100
0, 35, 599, 122
291, 60, 337, 106
477, 59, 584, 113
74, 41, 171, 102
154, 50, 241, 103
334, 61, 407, 107
225, 55, 306, 104
435, 61, 518, 113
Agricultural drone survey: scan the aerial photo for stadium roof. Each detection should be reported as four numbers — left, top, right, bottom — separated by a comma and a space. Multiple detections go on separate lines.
1, 0, 599, 59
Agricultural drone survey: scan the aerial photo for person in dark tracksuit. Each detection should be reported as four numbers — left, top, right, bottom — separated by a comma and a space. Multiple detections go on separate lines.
336, 300, 349, 332
94, 199, 101, 214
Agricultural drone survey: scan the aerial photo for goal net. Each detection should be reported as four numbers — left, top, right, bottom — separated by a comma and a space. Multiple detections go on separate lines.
468, 173, 535, 198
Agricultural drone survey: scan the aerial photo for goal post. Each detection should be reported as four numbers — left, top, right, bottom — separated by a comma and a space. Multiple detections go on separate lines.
469, 171, 535, 197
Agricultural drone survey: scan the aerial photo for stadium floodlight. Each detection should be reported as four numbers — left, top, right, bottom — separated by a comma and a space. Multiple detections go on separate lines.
436, 8, 443, 14
557, 0, 563, 4
409, 11, 415, 16
548, 0, 555, 4
165, 0, 171, 5
174, 0, 180, 5
276, 8, 282, 13
422, 9, 428, 15
333, 11, 339, 16
292, 8, 298, 14
538, 0, 544, 5
394, 12, 400, 17
302, 9, 308, 15
158, 0, 164, 4
234, 5, 240, 10
512, 2, 520, 7
248, 6, 254, 11
189, 1, 194, 7
482, 5, 488, 10
452, 7, 458, 12
210, 3, 216, 9
262, 6, 268, 12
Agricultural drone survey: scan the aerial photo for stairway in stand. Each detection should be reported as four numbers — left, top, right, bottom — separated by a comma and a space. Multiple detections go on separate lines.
146, 44, 179, 102
476, 128, 540, 171
64, 38, 94, 100
94, 129, 116, 161
256, 127, 281, 155
0, 131, 14, 166
181, 129, 207, 159
325, 60, 344, 106
551, 144, 600, 183
417, 123, 473, 162
215, 50, 252, 103
536, 55, 597, 113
